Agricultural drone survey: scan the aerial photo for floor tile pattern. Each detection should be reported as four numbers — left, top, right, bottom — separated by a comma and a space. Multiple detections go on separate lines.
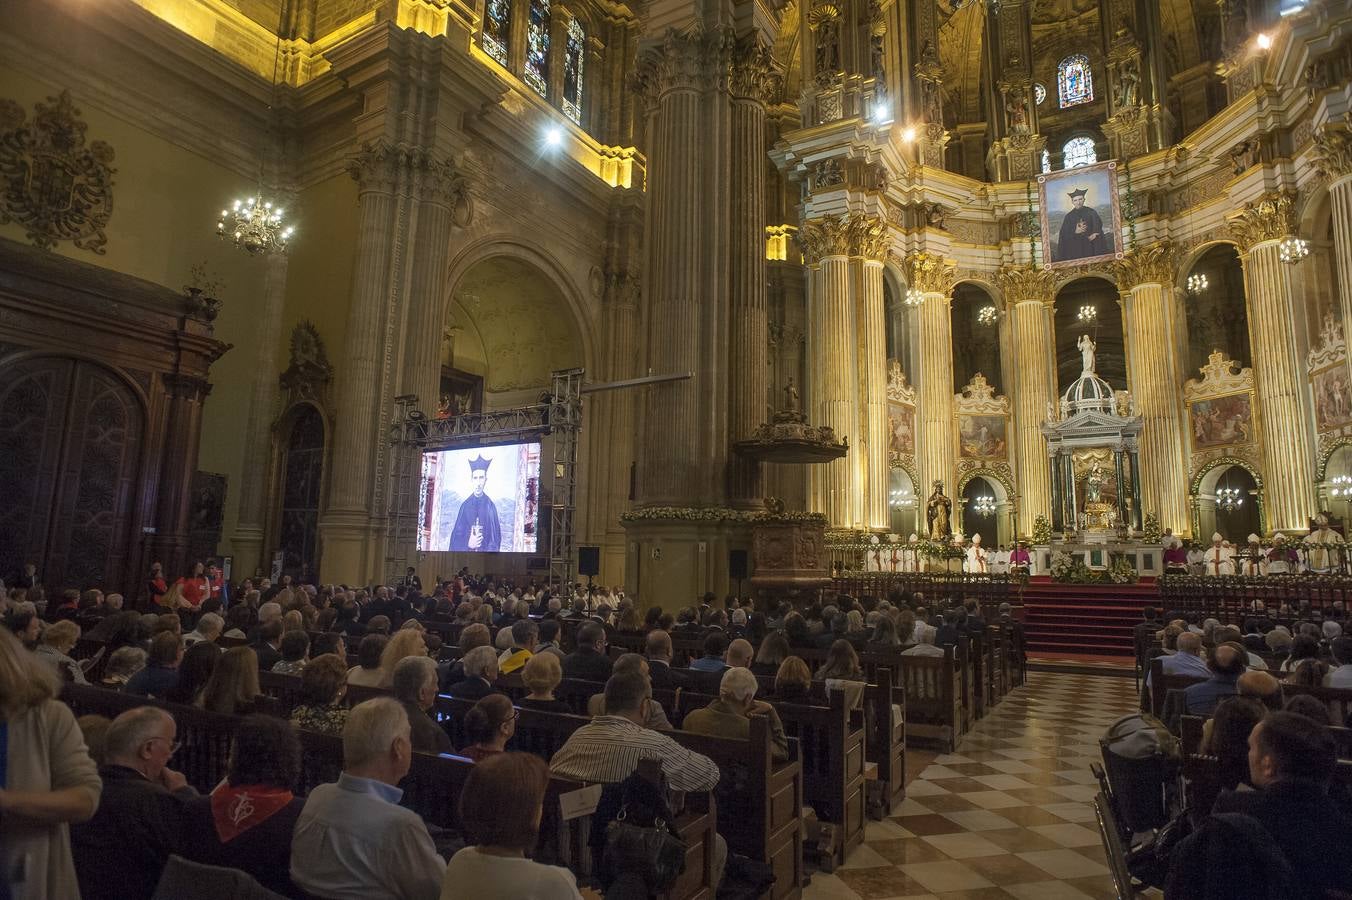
806, 672, 1142, 900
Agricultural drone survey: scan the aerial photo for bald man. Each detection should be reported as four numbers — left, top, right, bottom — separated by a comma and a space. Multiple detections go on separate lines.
725, 638, 754, 669
1183, 643, 1246, 716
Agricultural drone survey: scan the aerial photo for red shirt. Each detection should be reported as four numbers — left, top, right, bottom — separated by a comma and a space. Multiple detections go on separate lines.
178, 576, 210, 608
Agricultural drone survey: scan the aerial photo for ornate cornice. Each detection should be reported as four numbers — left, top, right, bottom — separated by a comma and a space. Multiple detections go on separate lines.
797, 213, 888, 263
1115, 240, 1176, 288
1313, 122, 1352, 184
347, 141, 471, 214
1226, 191, 1298, 250
900, 251, 958, 296
996, 265, 1058, 305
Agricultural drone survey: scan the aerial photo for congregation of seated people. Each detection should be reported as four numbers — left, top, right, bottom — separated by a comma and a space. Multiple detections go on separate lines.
12, 561, 1350, 899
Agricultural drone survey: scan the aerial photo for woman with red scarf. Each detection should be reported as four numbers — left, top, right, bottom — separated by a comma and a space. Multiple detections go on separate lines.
182, 715, 304, 896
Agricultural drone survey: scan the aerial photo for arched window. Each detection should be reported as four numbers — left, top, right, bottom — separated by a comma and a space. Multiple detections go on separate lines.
1057, 54, 1093, 108
1062, 136, 1097, 168
562, 17, 585, 123
524, 0, 551, 97
482, 0, 511, 66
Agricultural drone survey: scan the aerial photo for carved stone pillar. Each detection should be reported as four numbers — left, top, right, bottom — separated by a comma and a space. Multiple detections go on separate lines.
154, 374, 213, 576
904, 252, 958, 513
1117, 242, 1190, 534
1228, 194, 1319, 533
998, 265, 1058, 537
727, 38, 779, 507
321, 142, 403, 581
1314, 123, 1352, 374
856, 222, 890, 531
230, 252, 289, 578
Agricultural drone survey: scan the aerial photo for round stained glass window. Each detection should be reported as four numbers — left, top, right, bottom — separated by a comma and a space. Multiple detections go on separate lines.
1034, 83, 1047, 105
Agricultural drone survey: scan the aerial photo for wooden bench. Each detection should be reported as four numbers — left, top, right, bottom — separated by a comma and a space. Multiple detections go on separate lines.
889, 647, 964, 752
1147, 657, 1207, 719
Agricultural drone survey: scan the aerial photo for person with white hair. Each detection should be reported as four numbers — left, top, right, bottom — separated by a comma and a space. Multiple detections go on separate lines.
183, 612, 224, 647
1163, 536, 1189, 573
1306, 513, 1346, 573
964, 533, 988, 574
1205, 532, 1235, 576
392, 656, 453, 754
901, 624, 945, 657
452, 645, 502, 701
682, 667, 789, 761
290, 698, 446, 898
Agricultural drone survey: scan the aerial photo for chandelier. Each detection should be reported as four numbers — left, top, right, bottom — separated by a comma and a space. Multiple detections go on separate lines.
1077, 304, 1097, 324
973, 495, 997, 516
1329, 474, 1352, 501
1216, 486, 1244, 511
977, 305, 999, 326
217, 197, 292, 254
890, 489, 917, 508
904, 287, 924, 307
1278, 236, 1309, 264
1186, 273, 1208, 295
215, 6, 295, 255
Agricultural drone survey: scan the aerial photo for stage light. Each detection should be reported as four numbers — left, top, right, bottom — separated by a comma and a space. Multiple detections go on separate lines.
871, 101, 891, 124
901, 126, 916, 143
544, 125, 564, 147
1256, 32, 1272, 50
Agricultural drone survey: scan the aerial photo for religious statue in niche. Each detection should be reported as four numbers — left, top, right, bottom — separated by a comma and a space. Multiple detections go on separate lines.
921, 77, 943, 123
926, 480, 952, 538
814, 14, 841, 76
1085, 462, 1105, 503
1077, 334, 1097, 375
1115, 56, 1140, 108
1005, 89, 1030, 135
783, 378, 801, 414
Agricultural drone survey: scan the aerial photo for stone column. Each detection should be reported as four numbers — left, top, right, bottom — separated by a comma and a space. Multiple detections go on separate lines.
904, 252, 958, 517
1228, 193, 1319, 533
154, 374, 213, 576
800, 217, 856, 525
321, 142, 403, 579
230, 252, 289, 577
998, 265, 1058, 537
1116, 241, 1190, 534
856, 224, 890, 530
1314, 123, 1352, 370
727, 38, 779, 507
401, 155, 465, 412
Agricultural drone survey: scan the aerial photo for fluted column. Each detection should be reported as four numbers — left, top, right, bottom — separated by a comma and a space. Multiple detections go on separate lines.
998, 265, 1058, 537
1229, 193, 1318, 532
401, 156, 466, 410
1314, 123, 1352, 366
1117, 242, 1190, 534
154, 375, 213, 576
727, 39, 779, 507
230, 252, 290, 577
801, 217, 856, 525
859, 250, 889, 530
321, 143, 403, 577
905, 252, 958, 517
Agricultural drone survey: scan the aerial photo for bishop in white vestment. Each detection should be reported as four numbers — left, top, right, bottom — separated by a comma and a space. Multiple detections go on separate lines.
965, 533, 989, 574
1206, 533, 1235, 576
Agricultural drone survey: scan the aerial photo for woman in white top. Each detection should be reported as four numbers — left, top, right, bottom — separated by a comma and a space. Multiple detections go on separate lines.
441, 752, 582, 900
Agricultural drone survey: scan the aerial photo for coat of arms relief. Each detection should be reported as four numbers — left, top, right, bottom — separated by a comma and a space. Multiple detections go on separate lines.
0, 91, 116, 253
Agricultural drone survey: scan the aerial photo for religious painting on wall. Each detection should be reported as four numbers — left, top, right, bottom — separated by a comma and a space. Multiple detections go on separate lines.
887, 400, 914, 459
1189, 393, 1254, 449
1312, 364, 1352, 432
957, 415, 1008, 459
1038, 160, 1123, 268
437, 367, 483, 419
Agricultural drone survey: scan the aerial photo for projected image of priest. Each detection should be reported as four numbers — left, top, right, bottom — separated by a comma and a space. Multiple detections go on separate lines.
451, 454, 502, 551
1054, 187, 1106, 262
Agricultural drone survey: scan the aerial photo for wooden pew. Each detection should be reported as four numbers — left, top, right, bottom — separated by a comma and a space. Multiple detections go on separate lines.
890, 647, 964, 752
1147, 657, 1207, 718
1281, 682, 1352, 727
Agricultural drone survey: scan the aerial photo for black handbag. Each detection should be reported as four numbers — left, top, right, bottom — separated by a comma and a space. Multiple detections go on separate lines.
603, 807, 687, 895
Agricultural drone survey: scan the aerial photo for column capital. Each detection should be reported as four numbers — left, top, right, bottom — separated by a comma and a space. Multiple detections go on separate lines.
996, 264, 1058, 305
848, 214, 889, 262
1226, 191, 1298, 251
348, 139, 408, 194
798, 216, 851, 264
632, 27, 729, 109
899, 251, 957, 296
1313, 122, 1352, 185
1115, 240, 1177, 288
728, 34, 782, 104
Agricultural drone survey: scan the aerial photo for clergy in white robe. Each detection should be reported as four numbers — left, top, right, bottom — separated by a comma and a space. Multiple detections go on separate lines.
1186, 545, 1207, 575
965, 533, 990, 574
1306, 515, 1346, 573
901, 534, 921, 572
991, 546, 1010, 574
1266, 534, 1297, 574
1239, 534, 1266, 577
1205, 533, 1236, 576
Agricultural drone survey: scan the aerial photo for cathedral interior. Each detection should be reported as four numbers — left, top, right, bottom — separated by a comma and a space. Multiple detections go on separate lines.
1, 0, 1351, 607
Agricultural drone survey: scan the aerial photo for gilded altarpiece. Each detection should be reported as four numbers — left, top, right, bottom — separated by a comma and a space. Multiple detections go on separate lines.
953, 373, 1015, 520
1307, 311, 1352, 464
886, 360, 917, 479
1184, 350, 1264, 536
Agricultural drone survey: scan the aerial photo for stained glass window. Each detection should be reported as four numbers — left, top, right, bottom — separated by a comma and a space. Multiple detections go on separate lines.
562, 18, 585, 123
1057, 54, 1093, 107
1034, 83, 1046, 105
524, 0, 551, 98
482, 0, 511, 66
1041, 149, 1051, 174
1062, 136, 1097, 168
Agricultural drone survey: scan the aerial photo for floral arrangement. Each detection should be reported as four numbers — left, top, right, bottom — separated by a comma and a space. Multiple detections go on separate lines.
1031, 515, 1052, 545
1049, 549, 1139, 584
1108, 555, 1139, 584
620, 506, 829, 525
1142, 513, 1161, 544
1048, 550, 1083, 582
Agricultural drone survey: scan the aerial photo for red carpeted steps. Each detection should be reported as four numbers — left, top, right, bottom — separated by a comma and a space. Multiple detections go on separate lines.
1018, 577, 1159, 657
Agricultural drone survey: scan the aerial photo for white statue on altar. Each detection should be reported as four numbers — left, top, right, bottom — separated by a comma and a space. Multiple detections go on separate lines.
964, 533, 989, 574
1306, 514, 1345, 573
1077, 334, 1097, 375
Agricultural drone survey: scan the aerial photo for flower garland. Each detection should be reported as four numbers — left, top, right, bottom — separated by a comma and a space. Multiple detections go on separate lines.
1048, 550, 1138, 584
619, 506, 829, 525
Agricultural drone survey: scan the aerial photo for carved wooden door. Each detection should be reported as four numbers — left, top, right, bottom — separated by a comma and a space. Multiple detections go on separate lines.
0, 358, 143, 591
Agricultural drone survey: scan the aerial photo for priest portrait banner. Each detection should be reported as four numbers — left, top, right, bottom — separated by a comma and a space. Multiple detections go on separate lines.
1038, 160, 1123, 269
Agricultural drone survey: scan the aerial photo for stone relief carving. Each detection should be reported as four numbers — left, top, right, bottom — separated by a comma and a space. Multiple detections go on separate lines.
0, 91, 116, 253
1226, 191, 1298, 250
1183, 350, 1253, 401
280, 320, 335, 407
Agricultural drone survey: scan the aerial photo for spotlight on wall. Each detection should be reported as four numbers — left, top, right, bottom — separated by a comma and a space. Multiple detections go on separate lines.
544, 125, 565, 147
872, 101, 892, 125
1256, 32, 1272, 50
901, 126, 917, 143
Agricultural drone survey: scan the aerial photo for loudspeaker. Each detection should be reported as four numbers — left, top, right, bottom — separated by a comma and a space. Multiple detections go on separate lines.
578, 546, 601, 576
729, 549, 749, 581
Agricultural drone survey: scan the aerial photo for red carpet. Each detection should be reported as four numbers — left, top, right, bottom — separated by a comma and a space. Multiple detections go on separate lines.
1020, 577, 1158, 657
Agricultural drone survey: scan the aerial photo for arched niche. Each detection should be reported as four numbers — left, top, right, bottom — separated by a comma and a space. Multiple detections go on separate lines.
1296, 188, 1343, 367
1054, 276, 1125, 392
274, 403, 326, 581
1192, 459, 1263, 543
951, 282, 1002, 394
883, 266, 917, 381
888, 465, 919, 536
957, 470, 1013, 547
1181, 243, 1251, 374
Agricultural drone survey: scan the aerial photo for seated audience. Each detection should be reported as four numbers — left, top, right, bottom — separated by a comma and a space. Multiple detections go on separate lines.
1182, 643, 1245, 716
124, 632, 184, 698
815, 638, 863, 682
453, 645, 503, 701
393, 655, 454, 754
561, 622, 613, 683
99, 645, 147, 689
1152, 631, 1209, 684
725, 638, 754, 670
773, 656, 813, 702
586, 653, 672, 730
313, 631, 347, 659
1280, 634, 1320, 673
183, 715, 305, 896
165, 640, 220, 705
0, 626, 101, 899
518, 652, 571, 713
76, 713, 112, 766
751, 631, 790, 677
251, 620, 284, 672
498, 619, 538, 675
348, 633, 389, 688
682, 667, 789, 761
534, 618, 565, 659
460, 693, 517, 762
442, 752, 583, 899
271, 630, 311, 675
34, 618, 87, 684
291, 653, 351, 735
1199, 696, 1265, 792
901, 624, 945, 657
376, 628, 428, 690
197, 646, 263, 715
1327, 636, 1352, 688
689, 630, 730, 680
291, 698, 446, 898
643, 629, 686, 689
1283, 693, 1332, 726
1288, 658, 1329, 688
1237, 669, 1282, 710
71, 706, 196, 900
183, 612, 223, 647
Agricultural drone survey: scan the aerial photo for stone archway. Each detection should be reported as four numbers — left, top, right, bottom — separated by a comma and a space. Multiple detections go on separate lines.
956, 469, 1014, 546
1191, 458, 1264, 541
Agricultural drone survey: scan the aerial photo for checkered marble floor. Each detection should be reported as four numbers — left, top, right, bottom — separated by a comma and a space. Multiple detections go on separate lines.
806, 672, 1142, 900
